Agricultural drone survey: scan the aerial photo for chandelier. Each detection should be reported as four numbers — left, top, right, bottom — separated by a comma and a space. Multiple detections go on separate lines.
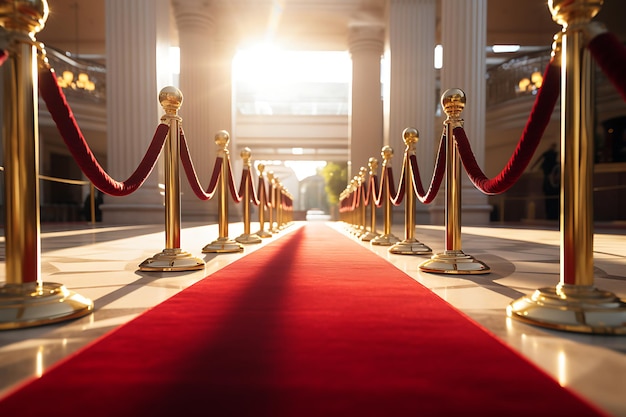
57, 69, 95, 91
517, 70, 543, 93
56, 1, 95, 92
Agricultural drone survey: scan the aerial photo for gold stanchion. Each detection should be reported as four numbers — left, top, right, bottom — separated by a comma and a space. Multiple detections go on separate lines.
0, 0, 93, 329
266, 171, 276, 233
360, 157, 380, 242
202, 131, 244, 253
349, 174, 364, 236
254, 163, 272, 238
371, 146, 401, 246
508, 0, 626, 334
419, 90, 489, 274
390, 128, 432, 255
139, 87, 205, 271
356, 167, 368, 237
236, 147, 262, 244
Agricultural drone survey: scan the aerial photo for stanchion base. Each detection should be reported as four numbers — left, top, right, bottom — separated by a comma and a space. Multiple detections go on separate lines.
419, 250, 490, 274
0, 282, 93, 330
202, 237, 244, 253
139, 248, 205, 272
255, 230, 272, 238
236, 233, 262, 245
389, 238, 432, 255
370, 233, 401, 246
360, 231, 379, 242
507, 284, 626, 334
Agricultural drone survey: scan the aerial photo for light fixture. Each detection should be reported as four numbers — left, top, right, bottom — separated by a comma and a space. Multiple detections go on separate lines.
56, 1, 96, 92
517, 70, 543, 94
492, 44, 521, 53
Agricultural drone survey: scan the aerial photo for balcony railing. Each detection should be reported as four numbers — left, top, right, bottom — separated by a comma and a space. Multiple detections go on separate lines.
44, 46, 106, 103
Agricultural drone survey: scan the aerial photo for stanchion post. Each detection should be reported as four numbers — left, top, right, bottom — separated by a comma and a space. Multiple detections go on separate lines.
390, 128, 432, 255
371, 146, 401, 246
139, 87, 205, 271
360, 157, 380, 242
419, 90, 489, 274
203, 131, 244, 253
0, 0, 93, 329
507, 0, 626, 333
255, 163, 272, 238
236, 148, 262, 244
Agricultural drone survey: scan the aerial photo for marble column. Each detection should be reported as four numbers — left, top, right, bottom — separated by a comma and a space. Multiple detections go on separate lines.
435, 0, 491, 224
348, 24, 385, 179
171, 0, 219, 221
385, 0, 437, 225
102, 0, 172, 224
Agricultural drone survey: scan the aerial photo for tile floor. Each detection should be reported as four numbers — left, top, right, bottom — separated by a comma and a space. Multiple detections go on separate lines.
0, 220, 625, 416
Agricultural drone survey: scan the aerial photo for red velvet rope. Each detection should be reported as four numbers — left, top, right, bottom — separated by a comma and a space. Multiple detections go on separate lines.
362, 175, 379, 207
227, 158, 243, 203
257, 177, 270, 209
39, 67, 168, 196
455, 60, 561, 195
409, 134, 446, 204
388, 165, 404, 206
0, 50, 7, 67
588, 31, 626, 101
238, 169, 260, 206
388, 158, 407, 206
179, 129, 221, 201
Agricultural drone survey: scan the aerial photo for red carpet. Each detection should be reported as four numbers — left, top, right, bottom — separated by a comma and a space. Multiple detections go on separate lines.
0, 223, 607, 416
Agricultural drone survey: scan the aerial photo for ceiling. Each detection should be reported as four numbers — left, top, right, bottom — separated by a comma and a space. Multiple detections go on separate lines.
37, 0, 626, 60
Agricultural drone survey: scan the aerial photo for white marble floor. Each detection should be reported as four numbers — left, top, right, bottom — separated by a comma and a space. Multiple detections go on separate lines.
0, 220, 625, 416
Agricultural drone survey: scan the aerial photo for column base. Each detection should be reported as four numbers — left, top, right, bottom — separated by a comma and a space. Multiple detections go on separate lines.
138, 248, 205, 272
507, 284, 626, 334
202, 237, 244, 253
389, 238, 432, 255
419, 250, 490, 274
0, 282, 93, 330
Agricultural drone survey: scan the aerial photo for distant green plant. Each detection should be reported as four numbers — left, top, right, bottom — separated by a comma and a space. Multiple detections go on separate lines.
319, 162, 348, 205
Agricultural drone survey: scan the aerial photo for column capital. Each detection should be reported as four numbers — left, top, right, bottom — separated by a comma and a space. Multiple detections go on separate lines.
348, 23, 385, 56
171, 0, 214, 33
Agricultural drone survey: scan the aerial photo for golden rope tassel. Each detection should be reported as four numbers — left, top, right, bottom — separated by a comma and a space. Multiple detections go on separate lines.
0, 0, 93, 329
203, 131, 244, 253
139, 87, 205, 271
389, 128, 432, 255
508, 0, 626, 334
371, 146, 401, 246
419, 89, 489, 274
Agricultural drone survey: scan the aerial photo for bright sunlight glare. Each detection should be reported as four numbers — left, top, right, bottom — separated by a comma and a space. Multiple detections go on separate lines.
233, 45, 351, 84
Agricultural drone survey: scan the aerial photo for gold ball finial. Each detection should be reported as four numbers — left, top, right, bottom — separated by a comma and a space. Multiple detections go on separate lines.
381, 145, 394, 161
368, 157, 379, 173
0, 0, 49, 34
257, 163, 265, 174
548, 0, 602, 27
159, 86, 183, 115
214, 130, 230, 149
403, 127, 419, 146
441, 88, 466, 120
240, 147, 252, 161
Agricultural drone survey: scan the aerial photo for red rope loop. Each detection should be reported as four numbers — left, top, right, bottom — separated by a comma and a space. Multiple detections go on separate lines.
257, 176, 270, 209
363, 175, 379, 207
227, 158, 243, 203
238, 169, 261, 206
38, 66, 167, 196
454, 59, 561, 195
389, 165, 404, 206
179, 129, 221, 200
588, 31, 626, 102
409, 133, 446, 204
